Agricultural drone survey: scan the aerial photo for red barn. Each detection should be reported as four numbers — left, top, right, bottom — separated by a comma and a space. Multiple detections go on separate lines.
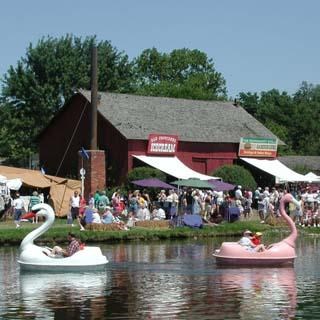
38, 90, 281, 186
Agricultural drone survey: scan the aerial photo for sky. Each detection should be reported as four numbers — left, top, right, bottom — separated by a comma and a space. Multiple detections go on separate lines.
0, 0, 319, 98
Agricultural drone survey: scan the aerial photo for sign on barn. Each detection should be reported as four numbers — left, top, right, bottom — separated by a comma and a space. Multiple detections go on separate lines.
238, 137, 277, 158
147, 134, 179, 155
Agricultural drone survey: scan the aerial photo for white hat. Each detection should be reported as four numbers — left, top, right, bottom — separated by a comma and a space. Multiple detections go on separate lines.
238, 185, 242, 189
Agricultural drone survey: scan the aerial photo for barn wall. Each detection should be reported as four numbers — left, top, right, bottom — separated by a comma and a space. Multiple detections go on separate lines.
39, 95, 239, 186
39, 94, 91, 179
127, 140, 238, 176
98, 117, 128, 186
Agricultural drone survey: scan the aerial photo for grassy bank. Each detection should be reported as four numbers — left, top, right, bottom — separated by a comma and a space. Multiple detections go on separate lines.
0, 217, 295, 246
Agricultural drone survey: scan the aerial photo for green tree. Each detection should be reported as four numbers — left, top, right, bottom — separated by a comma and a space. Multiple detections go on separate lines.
0, 34, 133, 165
132, 48, 227, 100
238, 92, 259, 118
291, 82, 320, 155
212, 165, 256, 191
292, 164, 312, 175
239, 83, 320, 156
239, 89, 296, 155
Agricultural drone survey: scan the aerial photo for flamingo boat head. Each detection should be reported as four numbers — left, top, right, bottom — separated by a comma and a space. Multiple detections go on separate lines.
213, 193, 300, 267
18, 203, 108, 272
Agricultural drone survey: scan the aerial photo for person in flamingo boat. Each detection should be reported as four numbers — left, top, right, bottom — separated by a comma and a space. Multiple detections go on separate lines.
238, 230, 265, 252
251, 232, 263, 245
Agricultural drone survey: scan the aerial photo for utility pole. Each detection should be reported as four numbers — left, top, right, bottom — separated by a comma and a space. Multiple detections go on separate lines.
90, 45, 98, 150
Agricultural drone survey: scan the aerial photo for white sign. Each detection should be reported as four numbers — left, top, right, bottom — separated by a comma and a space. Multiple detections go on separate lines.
239, 137, 278, 158
80, 168, 86, 176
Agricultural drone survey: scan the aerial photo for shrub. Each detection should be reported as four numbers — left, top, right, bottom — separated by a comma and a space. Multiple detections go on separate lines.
211, 164, 256, 190
127, 166, 166, 181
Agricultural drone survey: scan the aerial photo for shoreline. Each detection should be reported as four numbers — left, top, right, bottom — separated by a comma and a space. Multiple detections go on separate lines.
1, 216, 312, 246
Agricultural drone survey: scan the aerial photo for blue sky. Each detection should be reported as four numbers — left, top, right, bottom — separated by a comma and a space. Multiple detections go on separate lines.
0, 0, 319, 98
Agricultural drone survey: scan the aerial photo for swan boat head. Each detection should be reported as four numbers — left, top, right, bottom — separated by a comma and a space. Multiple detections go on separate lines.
18, 203, 108, 272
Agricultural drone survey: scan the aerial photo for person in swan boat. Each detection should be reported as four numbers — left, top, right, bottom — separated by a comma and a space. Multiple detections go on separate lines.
49, 232, 80, 257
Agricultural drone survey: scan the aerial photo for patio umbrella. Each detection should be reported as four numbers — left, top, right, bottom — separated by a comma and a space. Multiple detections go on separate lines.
208, 180, 235, 191
131, 178, 175, 189
171, 178, 214, 189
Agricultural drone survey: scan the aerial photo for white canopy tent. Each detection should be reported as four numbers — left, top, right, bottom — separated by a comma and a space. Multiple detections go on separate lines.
133, 155, 220, 180
304, 172, 320, 183
6, 178, 23, 191
240, 157, 307, 183
0, 175, 22, 196
0, 174, 22, 195
0, 175, 7, 183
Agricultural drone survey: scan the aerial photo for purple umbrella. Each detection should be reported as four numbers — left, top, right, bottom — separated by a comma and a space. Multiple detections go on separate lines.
208, 180, 235, 191
131, 178, 175, 189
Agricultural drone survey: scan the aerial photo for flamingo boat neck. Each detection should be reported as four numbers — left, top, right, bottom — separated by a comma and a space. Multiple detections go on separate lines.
213, 193, 300, 267
18, 203, 108, 272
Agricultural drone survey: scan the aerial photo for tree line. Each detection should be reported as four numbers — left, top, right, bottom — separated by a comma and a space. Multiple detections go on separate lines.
0, 34, 318, 166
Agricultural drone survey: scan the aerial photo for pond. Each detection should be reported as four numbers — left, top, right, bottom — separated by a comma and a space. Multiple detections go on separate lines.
1, 235, 320, 319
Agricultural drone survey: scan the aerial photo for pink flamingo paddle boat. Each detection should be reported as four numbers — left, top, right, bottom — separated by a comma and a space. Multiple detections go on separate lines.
213, 193, 300, 266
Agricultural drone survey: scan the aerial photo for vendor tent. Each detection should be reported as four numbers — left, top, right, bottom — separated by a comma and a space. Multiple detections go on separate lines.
133, 155, 219, 180
6, 178, 22, 191
0, 165, 51, 188
304, 172, 320, 183
240, 158, 307, 183
0, 165, 81, 216
0, 174, 22, 193
131, 178, 175, 189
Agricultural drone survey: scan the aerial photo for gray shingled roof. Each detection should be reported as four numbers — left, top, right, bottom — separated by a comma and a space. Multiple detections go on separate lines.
278, 156, 320, 171
80, 90, 283, 144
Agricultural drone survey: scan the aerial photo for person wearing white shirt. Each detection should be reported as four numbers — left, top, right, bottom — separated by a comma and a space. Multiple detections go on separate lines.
166, 189, 179, 218
263, 187, 270, 198
235, 186, 243, 200
151, 205, 166, 220
69, 190, 80, 226
13, 192, 25, 228
92, 208, 101, 224
136, 203, 151, 221
316, 190, 320, 208
303, 188, 317, 211
156, 207, 166, 220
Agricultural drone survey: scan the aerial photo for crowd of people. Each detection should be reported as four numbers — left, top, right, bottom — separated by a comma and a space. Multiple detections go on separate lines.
64, 183, 319, 231
252, 185, 320, 226
2, 182, 320, 231
9, 191, 43, 228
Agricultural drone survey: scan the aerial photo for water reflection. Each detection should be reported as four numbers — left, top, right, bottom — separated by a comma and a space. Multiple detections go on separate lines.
19, 271, 111, 319
0, 247, 112, 320
105, 242, 297, 319
214, 267, 296, 320
2, 238, 320, 319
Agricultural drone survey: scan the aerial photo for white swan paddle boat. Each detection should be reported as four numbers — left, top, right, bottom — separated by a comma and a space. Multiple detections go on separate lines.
18, 203, 108, 271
